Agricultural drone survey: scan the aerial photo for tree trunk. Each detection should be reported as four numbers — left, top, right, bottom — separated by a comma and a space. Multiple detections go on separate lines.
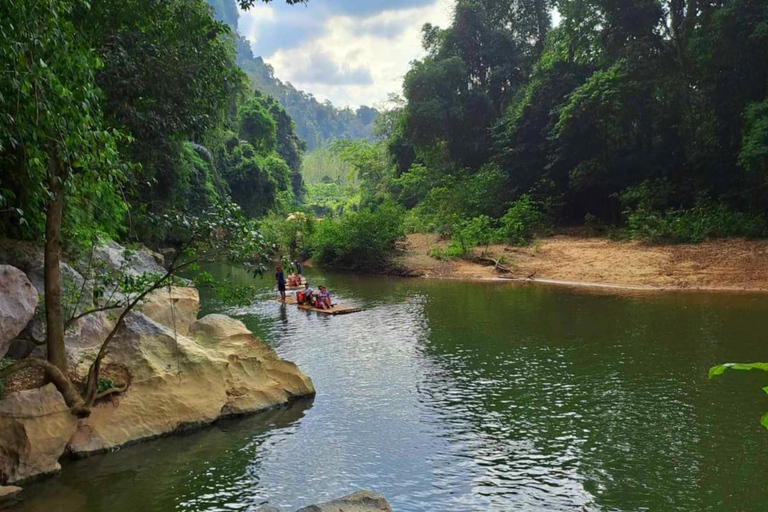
45, 157, 68, 374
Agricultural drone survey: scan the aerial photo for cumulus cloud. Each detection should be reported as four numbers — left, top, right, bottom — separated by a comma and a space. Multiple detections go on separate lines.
290, 52, 373, 85
238, 0, 454, 107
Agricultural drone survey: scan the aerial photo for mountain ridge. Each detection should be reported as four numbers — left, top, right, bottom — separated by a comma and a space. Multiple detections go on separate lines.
207, 0, 377, 150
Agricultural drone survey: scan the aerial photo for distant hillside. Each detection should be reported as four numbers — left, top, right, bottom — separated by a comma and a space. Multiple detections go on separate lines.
207, 0, 377, 151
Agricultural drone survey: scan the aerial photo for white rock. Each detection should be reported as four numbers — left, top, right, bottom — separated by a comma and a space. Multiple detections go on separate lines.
67, 312, 314, 456
0, 265, 38, 359
93, 241, 166, 277
0, 384, 78, 484
139, 286, 199, 336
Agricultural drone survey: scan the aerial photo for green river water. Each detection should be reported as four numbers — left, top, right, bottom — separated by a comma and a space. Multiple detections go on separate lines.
7, 267, 768, 512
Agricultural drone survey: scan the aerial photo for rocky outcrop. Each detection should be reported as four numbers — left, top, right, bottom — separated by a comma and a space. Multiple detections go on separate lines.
0, 265, 38, 359
0, 485, 22, 505
93, 241, 166, 277
259, 491, 393, 512
139, 286, 199, 336
67, 312, 314, 456
0, 384, 78, 484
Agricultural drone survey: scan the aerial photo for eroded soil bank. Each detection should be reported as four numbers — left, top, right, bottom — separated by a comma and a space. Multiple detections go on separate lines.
400, 233, 768, 292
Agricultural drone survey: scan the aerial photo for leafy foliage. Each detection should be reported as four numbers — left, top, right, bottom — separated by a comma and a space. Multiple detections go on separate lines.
310, 201, 405, 270
0, 0, 128, 245
709, 363, 768, 430
376, 0, 768, 242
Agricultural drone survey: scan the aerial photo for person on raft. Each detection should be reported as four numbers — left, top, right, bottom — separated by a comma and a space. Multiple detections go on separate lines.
297, 283, 314, 305
317, 285, 332, 309
275, 264, 286, 302
287, 273, 301, 288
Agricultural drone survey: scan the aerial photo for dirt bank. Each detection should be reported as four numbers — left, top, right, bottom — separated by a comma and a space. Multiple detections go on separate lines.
399, 233, 768, 292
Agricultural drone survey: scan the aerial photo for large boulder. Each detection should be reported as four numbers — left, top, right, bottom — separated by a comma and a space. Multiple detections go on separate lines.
0, 384, 78, 484
67, 312, 314, 456
295, 491, 393, 512
138, 286, 199, 336
93, 241, 166, 277
0, 265, 38, 359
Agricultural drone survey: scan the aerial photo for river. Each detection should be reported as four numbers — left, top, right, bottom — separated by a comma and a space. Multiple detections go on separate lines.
8, 267, 768, 512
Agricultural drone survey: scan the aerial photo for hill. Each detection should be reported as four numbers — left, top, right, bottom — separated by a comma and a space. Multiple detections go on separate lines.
207, 0, 377, 150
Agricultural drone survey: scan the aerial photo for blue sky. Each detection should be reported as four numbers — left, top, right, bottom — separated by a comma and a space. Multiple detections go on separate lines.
238, 0, 454, 108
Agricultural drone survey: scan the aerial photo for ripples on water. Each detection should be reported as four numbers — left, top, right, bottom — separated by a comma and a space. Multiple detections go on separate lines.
9, 270, 768, 512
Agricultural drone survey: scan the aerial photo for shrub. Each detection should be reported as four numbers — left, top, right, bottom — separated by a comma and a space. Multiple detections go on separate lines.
497, 195, 543, 246
448, 215, 495, 257
260, 211, 315, 259
309, 201, 405, 270
623, 190, 768, 243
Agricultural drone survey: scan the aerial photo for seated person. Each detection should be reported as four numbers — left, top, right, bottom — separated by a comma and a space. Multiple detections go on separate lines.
298, 283, 313, 304
317, 285, 331, 309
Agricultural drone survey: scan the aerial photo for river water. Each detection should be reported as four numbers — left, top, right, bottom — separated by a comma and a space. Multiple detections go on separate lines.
8, 267, 768, 512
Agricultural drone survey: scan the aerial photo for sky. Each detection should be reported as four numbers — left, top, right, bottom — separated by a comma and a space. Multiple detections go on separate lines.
238, 0, 455, 109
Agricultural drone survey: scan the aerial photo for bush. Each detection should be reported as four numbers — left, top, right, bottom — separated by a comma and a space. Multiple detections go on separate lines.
625, 203, 768, 243
310, 201, 405, 270
622, 183, 768, 243
260, 211, 315, 259
497, 195, 543, 246
448, 215, 495, 257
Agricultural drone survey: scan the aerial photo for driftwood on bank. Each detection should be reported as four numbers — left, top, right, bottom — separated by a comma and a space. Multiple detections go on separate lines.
474, 256, 513, 274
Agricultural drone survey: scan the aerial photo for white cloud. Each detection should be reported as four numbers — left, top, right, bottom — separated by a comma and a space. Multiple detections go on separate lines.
238, 0, 454, 108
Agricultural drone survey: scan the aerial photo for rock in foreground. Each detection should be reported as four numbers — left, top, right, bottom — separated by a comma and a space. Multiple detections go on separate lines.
0, 385, 78, 484
67, 312, 315, 456
257, 491, 393, 512
0, 265, 38, 359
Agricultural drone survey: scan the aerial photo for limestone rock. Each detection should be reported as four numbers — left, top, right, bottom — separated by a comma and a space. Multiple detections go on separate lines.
0, 485, 22, 503
67, 313, 314, 456
0, 384, 78, 484
0, 265, 38, 359
139, 286, 199, 336
295, 491, 393, 512
93, 241, 165, 277
159, 248, 177, 268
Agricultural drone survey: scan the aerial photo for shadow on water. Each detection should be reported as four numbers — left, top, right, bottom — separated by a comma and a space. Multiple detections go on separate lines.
10, 399, 313, 512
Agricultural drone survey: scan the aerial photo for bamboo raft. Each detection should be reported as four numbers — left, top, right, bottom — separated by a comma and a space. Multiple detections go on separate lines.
278, 295, 363, 315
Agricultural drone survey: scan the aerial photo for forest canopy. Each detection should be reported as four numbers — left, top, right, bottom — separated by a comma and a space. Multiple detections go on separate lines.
361, 0, 768, 244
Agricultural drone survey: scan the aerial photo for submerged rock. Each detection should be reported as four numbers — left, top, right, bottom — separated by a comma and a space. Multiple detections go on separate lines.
0, 485, 22, 504
262, 491, 393, 512
67, 312, 314, 456
0, 265, 38, 359
0, 384, 78, 484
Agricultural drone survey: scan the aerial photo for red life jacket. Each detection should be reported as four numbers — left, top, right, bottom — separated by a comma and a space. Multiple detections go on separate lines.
297, 291, 305, 302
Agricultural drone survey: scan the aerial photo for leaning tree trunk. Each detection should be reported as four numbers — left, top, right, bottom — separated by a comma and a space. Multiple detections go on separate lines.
45, 159, 68, 374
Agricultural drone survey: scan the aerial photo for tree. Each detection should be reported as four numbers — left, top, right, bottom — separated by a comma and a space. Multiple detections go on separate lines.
0, 0, 127, 374
0, 201, 269, 415
77, 0, 247, 230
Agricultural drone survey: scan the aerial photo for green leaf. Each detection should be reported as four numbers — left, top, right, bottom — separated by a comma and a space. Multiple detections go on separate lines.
709, 362, 768, 379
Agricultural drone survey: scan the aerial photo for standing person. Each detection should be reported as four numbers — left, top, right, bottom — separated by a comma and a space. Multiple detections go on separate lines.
276, 265, 286, 302
296, 260, 302, 276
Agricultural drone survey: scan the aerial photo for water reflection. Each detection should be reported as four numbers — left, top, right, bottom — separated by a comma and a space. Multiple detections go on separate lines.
9, 268, 768, 512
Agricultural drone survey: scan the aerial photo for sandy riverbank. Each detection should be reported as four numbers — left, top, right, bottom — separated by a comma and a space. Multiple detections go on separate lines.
398, 233, 768, 292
